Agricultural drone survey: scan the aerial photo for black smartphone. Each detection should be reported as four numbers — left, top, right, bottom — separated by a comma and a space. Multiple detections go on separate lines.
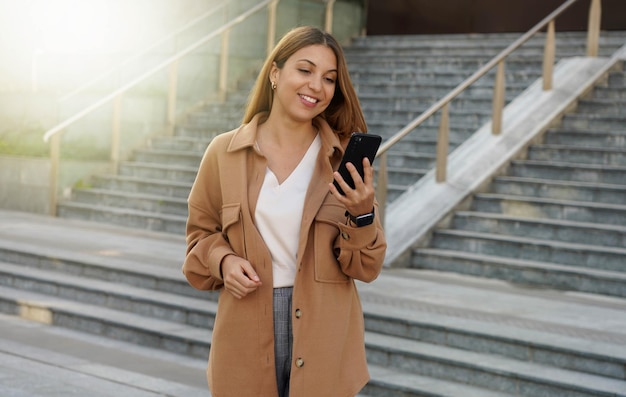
333, 132, 382, 195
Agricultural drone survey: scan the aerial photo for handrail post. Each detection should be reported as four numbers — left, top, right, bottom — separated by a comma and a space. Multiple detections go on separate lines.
543, 20, 556, 90
219, 29, 231, 101
491, 60, 506, 135
376, 152, 388, 226
435, 103, 450, 183
325, 0, 336, 33
586, 0, 601, 57
48, 133, 60, 216
267, 0, 279, 56
167, 60, 179, 135
111, 94, 123, 175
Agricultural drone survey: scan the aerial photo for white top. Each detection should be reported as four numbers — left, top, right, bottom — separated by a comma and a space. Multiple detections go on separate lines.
255, 134, 321, 288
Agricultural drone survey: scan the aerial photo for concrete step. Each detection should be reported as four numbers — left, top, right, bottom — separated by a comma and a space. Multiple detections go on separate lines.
355, 80, 528, 98
150, 136, 212, 152
543, 129, 626, 148
429, 228, 626, 273
364, 364, 510, 397
347, 59, 539, 73
381, 166, 428, 186
385, 151, 436, 169
0, 261, 215, 328
365, 331, 626, 397
349, 67, 541, 85
451, 212, 626, 248
362, 296, 626, 381
0, 220, 204, 301
348, 31, 626, 49
0, 314, 209, 397
362, 107, 495, 126
592, 85, 626, 100
412, 248, 626, 297
490, 176, 626, 205
577, 98, 626, 116
184, 113, 241, 130
359, 93, 516, 112
0, 285, 212, 359
527, 144, 626, 166
118, 161, 198, 182
508, 160, 626, 185
91, 174, 192, 198
366, 118, 486, 137
133, 148, 203, 168
561, 113, 626, 131
471, 192, 626, 225
57, 201, 187, 234
175, 124, 224, 139
68, 188, 188, 216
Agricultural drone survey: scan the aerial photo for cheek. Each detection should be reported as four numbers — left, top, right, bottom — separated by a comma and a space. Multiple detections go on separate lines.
324, 84, 336, 102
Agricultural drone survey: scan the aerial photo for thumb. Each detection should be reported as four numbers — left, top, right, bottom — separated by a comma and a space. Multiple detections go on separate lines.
241, 262, 261, 283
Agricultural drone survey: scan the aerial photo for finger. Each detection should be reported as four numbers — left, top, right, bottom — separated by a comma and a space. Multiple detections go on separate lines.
332, 170, 353, 195
362, 157, 374, 186
240, 261, 261, 284
345, 162, 364, 188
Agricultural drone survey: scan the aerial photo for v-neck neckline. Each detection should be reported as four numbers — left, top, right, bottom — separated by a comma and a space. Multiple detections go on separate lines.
265, 133, 321, 189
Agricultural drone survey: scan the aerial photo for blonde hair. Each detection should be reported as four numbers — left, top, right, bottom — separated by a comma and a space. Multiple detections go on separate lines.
243, 26, 366, 137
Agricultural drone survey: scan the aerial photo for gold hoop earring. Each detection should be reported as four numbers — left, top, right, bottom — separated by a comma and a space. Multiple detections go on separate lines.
271, 81, 277, 90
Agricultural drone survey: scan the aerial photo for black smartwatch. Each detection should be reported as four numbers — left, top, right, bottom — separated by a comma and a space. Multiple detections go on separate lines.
346, 209, 375, 227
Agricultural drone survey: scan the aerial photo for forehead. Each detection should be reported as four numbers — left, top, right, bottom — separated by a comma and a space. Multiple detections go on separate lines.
288, 44, 337, 71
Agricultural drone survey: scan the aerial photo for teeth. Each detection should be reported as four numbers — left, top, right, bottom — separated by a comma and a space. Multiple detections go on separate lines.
300, 95, 318, 104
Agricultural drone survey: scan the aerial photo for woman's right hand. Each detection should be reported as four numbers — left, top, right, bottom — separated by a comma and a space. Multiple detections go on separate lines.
221, 255, 262, 299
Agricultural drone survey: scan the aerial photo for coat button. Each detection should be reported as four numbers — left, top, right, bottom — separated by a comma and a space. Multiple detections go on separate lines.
341, 231, 350, 240
295, 358, 304, 367
295, 309, 302, 318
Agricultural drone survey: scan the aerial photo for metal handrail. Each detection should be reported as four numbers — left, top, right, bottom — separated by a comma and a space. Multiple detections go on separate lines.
374, 0, 601, 221
58, 2, 229, 102
44, 0, 275, 143
44, 0, 280, 216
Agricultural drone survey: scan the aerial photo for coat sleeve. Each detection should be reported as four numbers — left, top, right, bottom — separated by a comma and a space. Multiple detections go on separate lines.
334, 201, 386, 283
182, 136, 233, 291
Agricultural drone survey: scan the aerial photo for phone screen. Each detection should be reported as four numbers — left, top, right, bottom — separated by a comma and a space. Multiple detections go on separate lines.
333, 133, 382, 195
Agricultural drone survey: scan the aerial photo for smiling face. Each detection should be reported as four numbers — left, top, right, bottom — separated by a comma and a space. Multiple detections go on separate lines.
269, 44, 338, 125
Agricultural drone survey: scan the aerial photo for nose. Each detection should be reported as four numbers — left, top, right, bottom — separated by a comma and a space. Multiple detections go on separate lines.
308, 75, 322, 91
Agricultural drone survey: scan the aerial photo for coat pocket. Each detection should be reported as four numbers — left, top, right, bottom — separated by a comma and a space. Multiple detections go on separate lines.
313, 202, 349, 283
221, 203, 247, 258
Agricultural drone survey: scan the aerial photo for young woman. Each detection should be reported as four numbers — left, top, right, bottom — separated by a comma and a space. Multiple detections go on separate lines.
183, 26, 386, 397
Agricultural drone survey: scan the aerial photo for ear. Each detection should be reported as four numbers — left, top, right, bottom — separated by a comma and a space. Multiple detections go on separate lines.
269, 62, 279, 84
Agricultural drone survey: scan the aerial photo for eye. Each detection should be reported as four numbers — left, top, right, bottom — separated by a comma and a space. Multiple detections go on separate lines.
298, 68, 311, 74
324, 77, 336, 84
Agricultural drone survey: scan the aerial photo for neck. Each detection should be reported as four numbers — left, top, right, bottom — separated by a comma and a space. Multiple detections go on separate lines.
260, 114, 317, 149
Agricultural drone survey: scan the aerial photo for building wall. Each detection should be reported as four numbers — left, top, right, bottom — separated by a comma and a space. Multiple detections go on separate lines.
366, 0, 626, 35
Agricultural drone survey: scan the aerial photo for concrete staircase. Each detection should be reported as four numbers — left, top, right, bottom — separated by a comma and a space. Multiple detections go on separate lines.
347, 31, 626, 201
412, 61, 626, 299
55, 31, 626, 232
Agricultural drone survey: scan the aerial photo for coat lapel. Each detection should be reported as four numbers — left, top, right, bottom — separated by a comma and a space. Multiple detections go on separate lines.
297, 119, 345, 261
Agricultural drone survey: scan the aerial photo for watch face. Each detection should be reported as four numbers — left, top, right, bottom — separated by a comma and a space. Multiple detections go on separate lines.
356, 213, 374, 227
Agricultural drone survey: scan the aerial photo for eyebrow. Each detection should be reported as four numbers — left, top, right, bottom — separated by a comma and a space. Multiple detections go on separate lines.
297, 59, 337, 73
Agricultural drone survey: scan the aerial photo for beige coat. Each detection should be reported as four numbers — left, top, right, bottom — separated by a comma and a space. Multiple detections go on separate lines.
182, 113, 386, 397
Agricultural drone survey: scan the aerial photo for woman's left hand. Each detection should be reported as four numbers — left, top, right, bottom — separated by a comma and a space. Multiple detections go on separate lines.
329, 157, 375, 217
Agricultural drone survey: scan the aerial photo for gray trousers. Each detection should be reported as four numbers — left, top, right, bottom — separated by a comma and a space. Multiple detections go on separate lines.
273, 287, 293, 397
